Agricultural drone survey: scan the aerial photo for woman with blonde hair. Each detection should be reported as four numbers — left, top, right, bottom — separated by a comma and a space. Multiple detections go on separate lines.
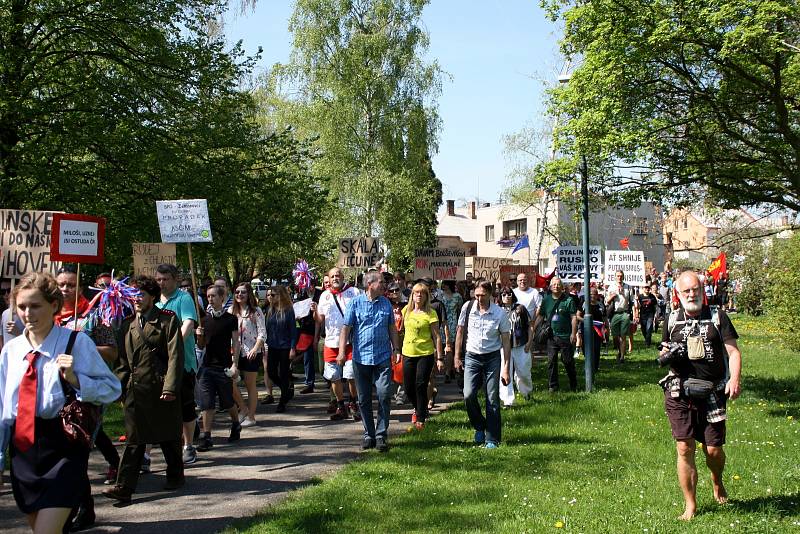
401, 283, 443, 429
264, 285, 296, 413
230, 282, 266, 427
0, 272, 120, 532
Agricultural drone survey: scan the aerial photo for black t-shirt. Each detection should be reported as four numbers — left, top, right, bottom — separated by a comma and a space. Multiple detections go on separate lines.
201, 312, 238, 369
661, 306, 738, 381
638, 293, 658, 316
297, 288, 322, 335
430, 298, 447, 326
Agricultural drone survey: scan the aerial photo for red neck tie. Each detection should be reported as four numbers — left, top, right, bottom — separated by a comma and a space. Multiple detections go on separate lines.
14, 351, 39, 452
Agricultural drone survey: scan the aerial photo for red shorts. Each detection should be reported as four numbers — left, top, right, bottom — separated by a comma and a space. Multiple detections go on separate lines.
323, 345, 353, 363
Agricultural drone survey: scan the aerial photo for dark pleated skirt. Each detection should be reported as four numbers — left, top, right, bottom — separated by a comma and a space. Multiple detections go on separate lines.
10, 417, 89, 514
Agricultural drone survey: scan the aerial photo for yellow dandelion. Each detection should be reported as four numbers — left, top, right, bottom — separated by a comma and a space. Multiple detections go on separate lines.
733, 475, 741, 480
788, 416, 794, 421
555, 521, 565, 528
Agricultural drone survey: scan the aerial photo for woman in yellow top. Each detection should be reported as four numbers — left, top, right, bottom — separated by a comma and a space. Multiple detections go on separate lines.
402, 283, 443, 430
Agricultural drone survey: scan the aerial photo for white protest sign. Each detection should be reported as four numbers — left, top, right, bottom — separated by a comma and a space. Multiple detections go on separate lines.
604, 250, 647, 287
156, 199, 212, 243
292, 298, 313, 320
337, 237, 381, 269
556, 246, 602, 283
0, 209, 62, 278
413, 248, 465, 280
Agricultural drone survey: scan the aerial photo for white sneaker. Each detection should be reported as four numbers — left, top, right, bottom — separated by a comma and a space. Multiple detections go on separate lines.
240, 417, 257, 428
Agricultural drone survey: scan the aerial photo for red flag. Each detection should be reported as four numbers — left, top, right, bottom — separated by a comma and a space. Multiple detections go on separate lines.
619, 237, 630, 249
707, 252, 727, 282
534, 268, 557, 289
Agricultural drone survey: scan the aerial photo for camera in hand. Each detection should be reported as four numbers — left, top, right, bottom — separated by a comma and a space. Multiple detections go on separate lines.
656, 342, 687, 367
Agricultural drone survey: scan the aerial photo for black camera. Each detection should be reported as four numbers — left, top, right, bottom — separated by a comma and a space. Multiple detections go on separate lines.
656, 342, 687, 367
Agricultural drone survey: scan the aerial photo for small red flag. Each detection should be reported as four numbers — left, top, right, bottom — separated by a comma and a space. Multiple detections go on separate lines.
707, 252, 727, 282
619, 237, 630, 249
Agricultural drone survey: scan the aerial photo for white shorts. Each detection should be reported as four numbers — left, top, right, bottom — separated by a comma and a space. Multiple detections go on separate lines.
323, 360, 354, 381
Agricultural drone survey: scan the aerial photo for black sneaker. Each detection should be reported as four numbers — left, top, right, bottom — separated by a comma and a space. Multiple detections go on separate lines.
361, 437, 376, 450
196, 435, 213, 452
261, 394, 275, 405
375, 436, 388, 452
228, 423, 242, 443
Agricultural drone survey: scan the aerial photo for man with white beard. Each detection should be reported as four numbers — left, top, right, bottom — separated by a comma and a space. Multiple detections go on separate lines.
659, 271, 742, 521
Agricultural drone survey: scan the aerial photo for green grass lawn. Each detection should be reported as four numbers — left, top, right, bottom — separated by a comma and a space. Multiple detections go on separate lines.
227, 315, 799, 533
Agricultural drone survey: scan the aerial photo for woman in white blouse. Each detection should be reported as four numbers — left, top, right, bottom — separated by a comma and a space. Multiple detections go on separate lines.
0, 272, 120, 532
230, 282, 266, 427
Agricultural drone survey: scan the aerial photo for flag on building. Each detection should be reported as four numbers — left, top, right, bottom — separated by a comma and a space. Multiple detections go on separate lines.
512, 234, 530, 254
707, 252, 727, 282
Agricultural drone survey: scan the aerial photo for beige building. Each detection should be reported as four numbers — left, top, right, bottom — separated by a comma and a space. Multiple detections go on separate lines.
438, 198, 665, 275
663, 209, 756, 263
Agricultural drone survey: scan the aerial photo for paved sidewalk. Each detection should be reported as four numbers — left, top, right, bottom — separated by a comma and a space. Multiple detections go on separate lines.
1, 378, 463, 533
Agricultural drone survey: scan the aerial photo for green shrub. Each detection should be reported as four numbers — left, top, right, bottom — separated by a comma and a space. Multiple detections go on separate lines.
731, 241, 768, 315
765, 232, 800, 349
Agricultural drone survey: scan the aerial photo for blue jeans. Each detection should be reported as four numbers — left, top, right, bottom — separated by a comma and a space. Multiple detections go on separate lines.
641, 313, 656, 347
353, 359, 393, 440
463, 350, 502, 444
302, 345, 316, 387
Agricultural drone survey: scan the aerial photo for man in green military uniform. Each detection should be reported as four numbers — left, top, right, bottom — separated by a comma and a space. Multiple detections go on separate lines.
533, 277, 579, 392
103, 276, 185, 503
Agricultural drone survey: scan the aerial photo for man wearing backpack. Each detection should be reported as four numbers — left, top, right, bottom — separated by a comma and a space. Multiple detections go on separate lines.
660, 270, 742, 521
454, 281, 511, 449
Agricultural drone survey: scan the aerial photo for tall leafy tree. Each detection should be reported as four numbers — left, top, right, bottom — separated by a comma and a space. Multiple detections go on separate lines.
540, 0, 800, 212
269, 0, 443, 270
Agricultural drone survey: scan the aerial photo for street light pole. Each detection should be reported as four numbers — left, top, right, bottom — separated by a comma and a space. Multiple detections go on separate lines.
580, 155, 594, 391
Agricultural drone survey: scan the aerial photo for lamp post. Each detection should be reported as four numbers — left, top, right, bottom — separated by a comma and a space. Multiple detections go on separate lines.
558, 69, 593, 392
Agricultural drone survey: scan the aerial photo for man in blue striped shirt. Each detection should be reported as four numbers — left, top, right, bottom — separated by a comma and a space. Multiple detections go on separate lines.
340, 271, 402, 452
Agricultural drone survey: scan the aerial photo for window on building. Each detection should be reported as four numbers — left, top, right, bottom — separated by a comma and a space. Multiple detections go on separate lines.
503, 218, 527, 238
536, 218, 542, 236
632, 217, 648, 235
485, 225, 495, 242
682, 218, 688, 229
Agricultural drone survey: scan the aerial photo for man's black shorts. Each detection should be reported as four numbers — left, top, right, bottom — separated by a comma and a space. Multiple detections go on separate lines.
181, 370, 197, 423
664, 392, 726, 446
197, 367, 235, 411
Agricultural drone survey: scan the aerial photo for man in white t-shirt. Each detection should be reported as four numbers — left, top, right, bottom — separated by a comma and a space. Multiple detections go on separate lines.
316, 267, 361, 421
512, 272, 541, 358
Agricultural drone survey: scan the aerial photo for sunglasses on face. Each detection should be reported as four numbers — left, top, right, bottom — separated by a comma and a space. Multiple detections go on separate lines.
234, 290, 249, 295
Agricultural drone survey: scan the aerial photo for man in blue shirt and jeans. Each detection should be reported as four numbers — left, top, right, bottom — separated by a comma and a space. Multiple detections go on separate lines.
340, 271, 402, 452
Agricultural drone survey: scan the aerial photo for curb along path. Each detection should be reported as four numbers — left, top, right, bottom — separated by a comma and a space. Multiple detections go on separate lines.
0, 379, 462, 533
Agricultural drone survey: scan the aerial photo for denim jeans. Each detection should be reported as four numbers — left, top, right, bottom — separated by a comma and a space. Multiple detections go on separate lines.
463, 350, 502, 444
302, 345, 316, 387
640, 313, 656, 347
353, 359, 393, 440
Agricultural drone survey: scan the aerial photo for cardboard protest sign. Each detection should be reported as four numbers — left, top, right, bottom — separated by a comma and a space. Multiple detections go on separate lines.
556, 246, 602, 283
604, 250, 646, 286
413, 248, 465, 280
498, 265, 539, 288
50, 213, 106, 264
0, 209, 62, 278
133, 243, 177, 277
156, 199, 212, 243
467, 256, 517, 281
337, 237, 381, 269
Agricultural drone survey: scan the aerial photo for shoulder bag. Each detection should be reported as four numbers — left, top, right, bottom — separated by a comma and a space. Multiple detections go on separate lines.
59, 330, 101, 450
534, 295, 564, 346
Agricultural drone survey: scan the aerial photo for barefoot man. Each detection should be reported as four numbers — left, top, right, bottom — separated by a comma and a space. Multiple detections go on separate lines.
659, 270, 742, 520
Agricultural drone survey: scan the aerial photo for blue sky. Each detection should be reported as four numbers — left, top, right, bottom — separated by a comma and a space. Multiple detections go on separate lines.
224, 1, 562, 205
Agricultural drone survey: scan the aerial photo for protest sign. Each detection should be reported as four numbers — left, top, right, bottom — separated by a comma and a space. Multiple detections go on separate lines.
556, 246, 602, 283
604, 250, 646, 286
292, 298, 313, 320
413, 248, 465, 280
50, 213, 106, 264
156, 199, 213, 243
467, 256, 517, 281
133, 243, 177, 277
499, 265, 540, 288
337, 237, 381, 269
0, 209, 62, 278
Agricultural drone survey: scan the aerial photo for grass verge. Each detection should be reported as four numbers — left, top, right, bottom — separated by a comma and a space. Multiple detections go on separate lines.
227, 314, 799, 533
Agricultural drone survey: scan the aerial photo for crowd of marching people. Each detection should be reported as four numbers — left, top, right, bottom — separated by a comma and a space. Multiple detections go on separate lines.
0, 260, 741, 531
